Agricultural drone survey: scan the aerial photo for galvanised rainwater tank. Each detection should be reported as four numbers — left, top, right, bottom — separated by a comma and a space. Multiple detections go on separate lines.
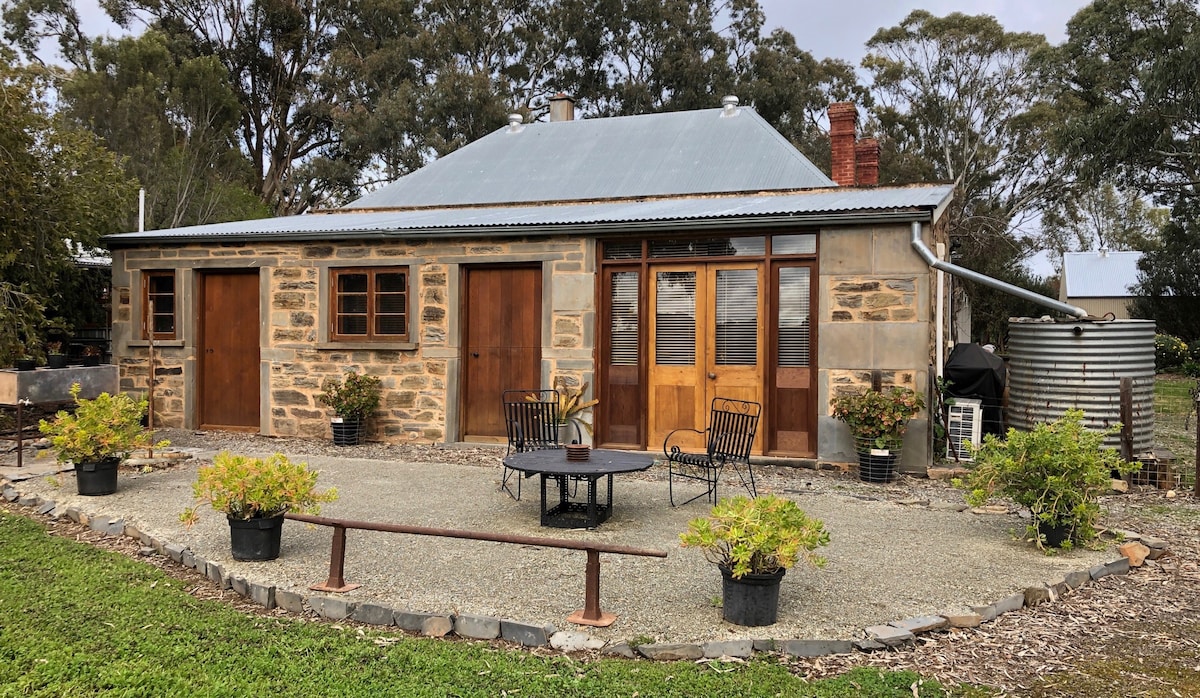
1005, 318, 1155, 453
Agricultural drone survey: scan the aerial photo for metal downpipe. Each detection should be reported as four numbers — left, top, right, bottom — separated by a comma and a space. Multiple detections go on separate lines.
910, 222, 1089, 319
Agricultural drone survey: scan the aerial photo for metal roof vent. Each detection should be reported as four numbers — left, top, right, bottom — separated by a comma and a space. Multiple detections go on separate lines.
720, 95, 740, 117
507, 113, 524, 132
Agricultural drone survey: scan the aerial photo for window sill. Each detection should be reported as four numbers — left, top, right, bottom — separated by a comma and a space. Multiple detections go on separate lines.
128, 339, 185, 348
316, 341, 417, 351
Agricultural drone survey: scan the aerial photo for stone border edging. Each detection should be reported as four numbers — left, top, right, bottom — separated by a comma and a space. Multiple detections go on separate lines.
1, 478, 1171, 661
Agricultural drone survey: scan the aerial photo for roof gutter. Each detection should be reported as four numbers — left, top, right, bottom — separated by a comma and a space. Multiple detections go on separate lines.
910, 221, 1089, 319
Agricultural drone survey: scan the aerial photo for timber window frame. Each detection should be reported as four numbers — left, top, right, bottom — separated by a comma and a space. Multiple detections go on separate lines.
142, 270, 177, 340
329, 267, 411, 342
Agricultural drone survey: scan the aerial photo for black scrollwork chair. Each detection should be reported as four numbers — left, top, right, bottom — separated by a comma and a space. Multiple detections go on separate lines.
663, 397, 761, 506
501, 389, 563, 500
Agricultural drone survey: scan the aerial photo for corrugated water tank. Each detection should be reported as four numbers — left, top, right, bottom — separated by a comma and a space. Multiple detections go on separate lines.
1005, 318, 1155, 453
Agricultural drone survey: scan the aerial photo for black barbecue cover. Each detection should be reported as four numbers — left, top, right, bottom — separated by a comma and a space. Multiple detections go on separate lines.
943, 343, 1007, 436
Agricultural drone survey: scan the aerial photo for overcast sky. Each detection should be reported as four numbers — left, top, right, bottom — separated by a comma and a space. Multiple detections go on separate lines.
757, 0, 1092, 63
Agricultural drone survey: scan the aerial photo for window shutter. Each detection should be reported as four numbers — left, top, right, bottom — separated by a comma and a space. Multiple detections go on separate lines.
714, 269, 757, 365
778, 267, 811, 367
610, 271, 639, 366
655, 271, 696, 365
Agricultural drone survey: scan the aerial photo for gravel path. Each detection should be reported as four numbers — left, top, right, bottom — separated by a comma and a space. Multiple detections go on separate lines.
5, 429, 1117, 645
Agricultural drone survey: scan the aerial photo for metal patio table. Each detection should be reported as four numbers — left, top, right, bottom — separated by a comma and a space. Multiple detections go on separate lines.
501, 449, 654, 529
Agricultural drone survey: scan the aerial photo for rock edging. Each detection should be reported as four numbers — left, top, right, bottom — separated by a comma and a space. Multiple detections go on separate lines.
0, 479, 1170, 661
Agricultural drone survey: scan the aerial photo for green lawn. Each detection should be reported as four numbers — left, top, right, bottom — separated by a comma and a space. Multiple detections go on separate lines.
0, 510, 978, 698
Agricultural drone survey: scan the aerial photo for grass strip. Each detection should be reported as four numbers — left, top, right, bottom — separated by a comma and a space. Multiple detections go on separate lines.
0, 510, 976, 697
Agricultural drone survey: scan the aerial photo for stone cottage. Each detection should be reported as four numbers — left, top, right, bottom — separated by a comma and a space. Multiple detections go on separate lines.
105, 97, 954, 470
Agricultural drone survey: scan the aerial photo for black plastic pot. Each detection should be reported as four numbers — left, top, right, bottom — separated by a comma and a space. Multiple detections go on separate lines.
14, 358, 36, 371
719, 565, 786, 627
1036, 518, 1074, 548
47, 354, 68, 369
331, 417, 363, 446
228, 515, 285, 561
856, 449, 899, 483
81, 356, 101, 367
76, 457, 120, 496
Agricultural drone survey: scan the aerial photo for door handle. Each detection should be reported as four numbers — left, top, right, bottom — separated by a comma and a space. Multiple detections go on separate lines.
708, 372, 717, 379
472, 352, 480, 358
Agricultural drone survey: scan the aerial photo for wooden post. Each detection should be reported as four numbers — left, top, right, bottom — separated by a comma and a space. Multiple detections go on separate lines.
146, 300, 155, 459
871, 369, 882, 392
1119, 377, 1133, 463
1194, 389, 1199, 497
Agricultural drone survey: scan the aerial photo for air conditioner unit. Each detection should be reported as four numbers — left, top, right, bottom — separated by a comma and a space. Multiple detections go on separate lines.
946, 398, 983, 462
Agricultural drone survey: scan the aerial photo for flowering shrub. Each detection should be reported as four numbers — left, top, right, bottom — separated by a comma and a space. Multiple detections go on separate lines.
830, 385, 925, 451
1155, 334, 1189, 372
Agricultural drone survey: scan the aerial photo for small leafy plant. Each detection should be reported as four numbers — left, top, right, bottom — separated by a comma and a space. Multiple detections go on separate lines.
319, 371, 383, 421
679, 494, 830, 579
38, 384, 166, 464
830, 385, 925, 451
959, 410, 1140, 551
45, 341, 63, 355
181, 451, 338, 524
551, 376, 599, 437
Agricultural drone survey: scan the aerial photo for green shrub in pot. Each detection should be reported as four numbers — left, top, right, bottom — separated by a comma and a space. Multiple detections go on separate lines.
959, 409, 1140, 551
679, 494, 829, 579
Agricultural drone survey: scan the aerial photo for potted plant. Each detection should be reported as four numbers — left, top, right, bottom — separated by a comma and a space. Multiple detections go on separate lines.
181, 451, 338, 561
679, 494, 829, 626
830, 385, 926, 482
45, 341, 68, 369
550, 376, 599, 443
38, 384, 165, 495
319, 371, 383, 446
80, 344, 102, 366
13, 344, 36, 371
960, 409, 1140, 550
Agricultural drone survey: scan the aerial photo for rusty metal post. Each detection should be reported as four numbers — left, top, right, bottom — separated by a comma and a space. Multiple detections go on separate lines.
15, 399, 23, 468
309, 525, 361, 593
1119, 377, 1133, 463
871, 370, 882, 392
567, 548, 615, 627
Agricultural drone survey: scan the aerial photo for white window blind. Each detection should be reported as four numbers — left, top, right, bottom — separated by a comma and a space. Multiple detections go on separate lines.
610, 271, 639, 365
715, 269, 757, 366
655, 271, 696, 365
778, 267, 811, 367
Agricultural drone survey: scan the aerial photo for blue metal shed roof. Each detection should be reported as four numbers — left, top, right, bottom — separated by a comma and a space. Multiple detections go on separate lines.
1063, 250, 1143, 297
106, 185, 954, 244
343, 106, 835, 209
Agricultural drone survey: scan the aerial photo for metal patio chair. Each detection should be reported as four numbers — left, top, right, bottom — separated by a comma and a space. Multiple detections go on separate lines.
501, 389, 563, 500
663, 397, 761, 506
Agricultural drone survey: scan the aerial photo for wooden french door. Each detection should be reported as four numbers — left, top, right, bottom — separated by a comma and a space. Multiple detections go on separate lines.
647, 264, 764, 452
461, 265, 542, 440
198, 271, 261, 431
769, 263, 816, 454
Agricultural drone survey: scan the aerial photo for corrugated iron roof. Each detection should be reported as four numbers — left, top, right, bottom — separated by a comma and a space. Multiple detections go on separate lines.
106, 185, 954, 244
1063, 250, 1143, 297
343, 106, 836, 209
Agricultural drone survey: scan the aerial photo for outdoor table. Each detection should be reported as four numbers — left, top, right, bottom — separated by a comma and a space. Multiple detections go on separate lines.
501, 449, 654, 529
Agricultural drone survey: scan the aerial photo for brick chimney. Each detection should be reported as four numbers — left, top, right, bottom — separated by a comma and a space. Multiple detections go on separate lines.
854, 138, 880, 186
828, 102, 858, 186
549, 92, 575, 122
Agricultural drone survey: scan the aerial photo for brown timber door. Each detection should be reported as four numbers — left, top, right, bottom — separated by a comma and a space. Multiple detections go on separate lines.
647, 264, 764, 452
769, 263, 816, 455
198, 271, 260, 431
461, 265, 542, 440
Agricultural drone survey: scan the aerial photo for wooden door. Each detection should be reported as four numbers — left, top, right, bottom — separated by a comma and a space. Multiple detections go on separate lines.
461, 265, 542, 440
648, 264, 764, 452
199, 271, 260, 430
768, 263, 817, 455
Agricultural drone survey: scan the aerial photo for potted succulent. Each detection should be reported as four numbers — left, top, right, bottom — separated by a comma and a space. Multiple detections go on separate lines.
679, 494, 830, 626
38, 384, 165, 495
45, 341, 68, 369
960, 409, 1140, 550
319, 371, 383, 446
550, 376, 599, 443
181, 451, 338, 561
830, 385, 926, 482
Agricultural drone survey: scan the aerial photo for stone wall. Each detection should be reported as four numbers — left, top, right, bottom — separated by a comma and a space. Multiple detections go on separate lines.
111, 236, 593, 443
